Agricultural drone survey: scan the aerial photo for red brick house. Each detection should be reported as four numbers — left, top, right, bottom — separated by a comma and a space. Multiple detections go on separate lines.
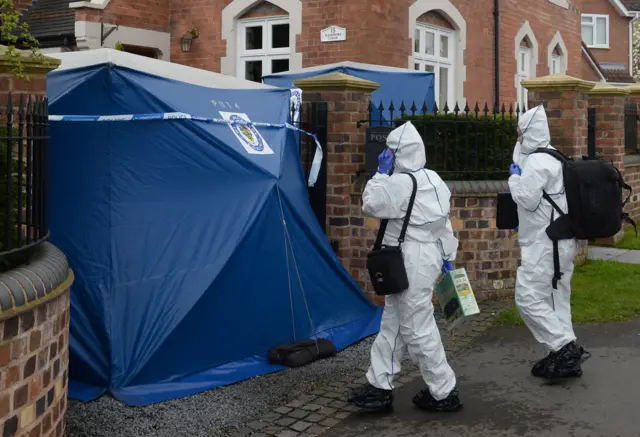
15, 0, 638, 108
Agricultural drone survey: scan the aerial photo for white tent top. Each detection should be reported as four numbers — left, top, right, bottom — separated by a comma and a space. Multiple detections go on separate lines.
48, 49, 275, 90
264, 61, 422, 77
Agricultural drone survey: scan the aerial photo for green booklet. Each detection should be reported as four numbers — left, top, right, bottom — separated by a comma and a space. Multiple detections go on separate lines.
434, 268, 480, 330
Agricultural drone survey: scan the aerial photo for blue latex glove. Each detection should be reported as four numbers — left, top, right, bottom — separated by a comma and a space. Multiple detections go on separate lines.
378, 148, 394, 175
509, 163, 522, 176
514, 226, 519, 233
441, 260, 454, 275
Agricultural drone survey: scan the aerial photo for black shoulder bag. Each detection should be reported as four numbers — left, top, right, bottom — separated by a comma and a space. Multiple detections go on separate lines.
366, 172, 418, 296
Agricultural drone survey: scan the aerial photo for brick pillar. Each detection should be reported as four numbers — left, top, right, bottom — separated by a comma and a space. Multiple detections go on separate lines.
522, 75, 596, 265
294, 73, 382, 303
629, 83, 640, 151
523, 74, 595, 158
0, 51, 60, 115
588, 84, 628, 170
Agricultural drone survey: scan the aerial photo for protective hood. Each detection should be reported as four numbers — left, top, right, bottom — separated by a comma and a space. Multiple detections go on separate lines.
513, 105, 551, 167
387, 121, 426, 173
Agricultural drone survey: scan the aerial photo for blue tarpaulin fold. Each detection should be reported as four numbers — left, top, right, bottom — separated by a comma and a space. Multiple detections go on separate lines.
263, 61, 435, 125
47, 50, 381, 406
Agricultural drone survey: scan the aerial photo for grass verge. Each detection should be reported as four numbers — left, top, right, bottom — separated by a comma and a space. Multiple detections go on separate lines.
496, 260, 640, 326
615, 227, 640, 251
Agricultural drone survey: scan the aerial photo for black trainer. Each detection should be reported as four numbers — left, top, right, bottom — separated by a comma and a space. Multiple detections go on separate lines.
412, 386, 462, 412
347, 384, 393, 410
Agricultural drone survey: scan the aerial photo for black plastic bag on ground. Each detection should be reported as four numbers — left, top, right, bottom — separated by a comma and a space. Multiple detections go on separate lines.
268, 338, 337, 368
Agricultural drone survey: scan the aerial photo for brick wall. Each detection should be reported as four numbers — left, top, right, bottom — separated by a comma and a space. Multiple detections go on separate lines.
107, 0, 586, 107
581, 52, 604, 81
582, 0, 631, 70
0, 290, 70, 437
449, 195, 519, 300
499, 0, 583, 95
170, 0, 229, 71
73, 0, 171, 33
351, 195, 520, 304
624, 162, 640, 220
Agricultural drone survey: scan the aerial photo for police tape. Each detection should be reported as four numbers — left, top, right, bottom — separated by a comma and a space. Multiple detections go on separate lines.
48, 112, 323, 188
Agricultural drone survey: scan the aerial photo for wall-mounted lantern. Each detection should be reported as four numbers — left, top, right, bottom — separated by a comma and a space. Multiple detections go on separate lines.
180, 28, 200, 52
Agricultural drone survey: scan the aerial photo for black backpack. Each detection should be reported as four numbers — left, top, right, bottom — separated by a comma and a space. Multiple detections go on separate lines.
533, 148, 636, 288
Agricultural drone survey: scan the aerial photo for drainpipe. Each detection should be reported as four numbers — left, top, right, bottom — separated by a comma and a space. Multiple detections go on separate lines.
494, 0, 500, 109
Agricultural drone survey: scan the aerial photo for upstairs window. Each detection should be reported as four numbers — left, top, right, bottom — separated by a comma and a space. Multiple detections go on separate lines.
581, 14, 609, 49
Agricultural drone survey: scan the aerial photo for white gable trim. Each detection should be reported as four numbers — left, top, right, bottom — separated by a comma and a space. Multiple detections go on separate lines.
608, 0, 631, 16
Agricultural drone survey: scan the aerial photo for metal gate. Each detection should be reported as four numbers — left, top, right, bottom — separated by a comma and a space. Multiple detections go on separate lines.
297, 101, 328, 232
587, 107, 596, 159
625, 103, 638, 153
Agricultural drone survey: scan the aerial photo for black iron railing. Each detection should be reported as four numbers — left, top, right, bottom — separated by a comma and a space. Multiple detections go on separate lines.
624, 103, 638, 154
368, 101, 521, 181
587, 107, 597, 159
0, 93, 49, 257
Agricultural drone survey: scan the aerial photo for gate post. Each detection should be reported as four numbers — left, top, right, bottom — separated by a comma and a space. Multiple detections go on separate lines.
522, 74, 596, 265
294, 73, 381, 302
588, 84, 628, 171
522, 74, 595, 159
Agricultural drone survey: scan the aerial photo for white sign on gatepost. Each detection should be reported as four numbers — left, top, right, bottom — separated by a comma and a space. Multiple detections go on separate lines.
320, 26, 347, 43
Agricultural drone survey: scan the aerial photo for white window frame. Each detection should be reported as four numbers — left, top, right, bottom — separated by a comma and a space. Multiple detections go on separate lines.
581, 14, 610, 49
412, 22, 455, 109
237, 15, 291, 81
517, 46, 531, 111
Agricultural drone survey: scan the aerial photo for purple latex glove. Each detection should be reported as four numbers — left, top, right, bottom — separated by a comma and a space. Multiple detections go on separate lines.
441, 260, 454, 275
509, 163, 522, 176
378, 148, 394, 175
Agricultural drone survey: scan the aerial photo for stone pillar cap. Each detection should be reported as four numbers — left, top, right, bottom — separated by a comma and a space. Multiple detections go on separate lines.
0, 45, 61, 75
588, 83, 630, 96
521, 74, 595, 92
628, 82, 640, 96
293, 72, 380, 92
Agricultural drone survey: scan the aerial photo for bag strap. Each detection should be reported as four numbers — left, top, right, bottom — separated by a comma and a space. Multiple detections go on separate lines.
398, 173, 418, 244
532, 147, 570, 162
549, 209, 564, 290
612, 165, 633, 207
373, 172, 419, 249
542, 191, 565, 217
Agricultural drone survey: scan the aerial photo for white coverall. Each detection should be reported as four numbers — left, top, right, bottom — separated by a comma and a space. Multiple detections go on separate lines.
362, 121, 458, 401
508, 105, 578, 353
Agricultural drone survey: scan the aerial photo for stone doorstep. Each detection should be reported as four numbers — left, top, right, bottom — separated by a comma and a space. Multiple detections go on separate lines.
229, 300, 509, 437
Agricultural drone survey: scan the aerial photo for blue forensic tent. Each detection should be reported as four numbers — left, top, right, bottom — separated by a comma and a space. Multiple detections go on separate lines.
46, 49, 381, 407
263, 62, 435, 125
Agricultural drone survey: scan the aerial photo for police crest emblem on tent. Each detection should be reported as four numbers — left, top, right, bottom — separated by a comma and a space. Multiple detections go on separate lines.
220, 112, 273, 155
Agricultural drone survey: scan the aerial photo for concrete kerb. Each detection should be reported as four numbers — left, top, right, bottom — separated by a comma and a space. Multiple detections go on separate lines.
225, 300, 512, 437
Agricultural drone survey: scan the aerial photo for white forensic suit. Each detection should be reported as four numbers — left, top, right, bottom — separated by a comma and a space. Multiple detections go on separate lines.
509, 105, 578, 353
362, 121, 458, 401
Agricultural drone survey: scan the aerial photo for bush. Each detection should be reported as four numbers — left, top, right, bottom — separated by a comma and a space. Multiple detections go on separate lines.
397, 112, 518, 181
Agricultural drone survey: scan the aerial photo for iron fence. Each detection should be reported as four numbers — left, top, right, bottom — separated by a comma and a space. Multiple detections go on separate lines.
588, 107, 596, 159
0, 93, 50, 257
624, 103, 638, 154
368, 101, 521, 180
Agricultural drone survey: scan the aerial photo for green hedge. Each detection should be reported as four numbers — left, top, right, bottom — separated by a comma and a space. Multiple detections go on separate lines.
0, 126, 31, 271
397, 113, 518, 181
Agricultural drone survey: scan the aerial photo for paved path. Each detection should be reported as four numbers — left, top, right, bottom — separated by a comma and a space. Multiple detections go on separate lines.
222, 300, 511, 437
322, 320, 640, 437
588, 246, 640, 264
